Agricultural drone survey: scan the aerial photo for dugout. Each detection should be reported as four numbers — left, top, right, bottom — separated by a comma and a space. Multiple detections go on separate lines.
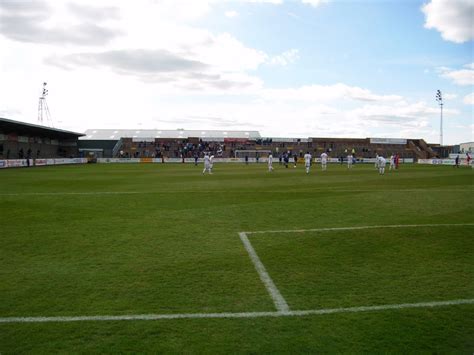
0, 117, 84, 159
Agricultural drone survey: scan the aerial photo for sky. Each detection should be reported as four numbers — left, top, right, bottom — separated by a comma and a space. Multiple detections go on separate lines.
0, 0, 472, 144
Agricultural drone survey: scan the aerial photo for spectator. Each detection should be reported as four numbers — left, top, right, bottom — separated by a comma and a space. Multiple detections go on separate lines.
26, 149, 31, 167
284, 152, 289, 168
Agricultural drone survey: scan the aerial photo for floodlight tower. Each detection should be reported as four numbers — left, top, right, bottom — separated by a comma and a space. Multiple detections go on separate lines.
38, 82, 53, 127
436, 90, 443, 145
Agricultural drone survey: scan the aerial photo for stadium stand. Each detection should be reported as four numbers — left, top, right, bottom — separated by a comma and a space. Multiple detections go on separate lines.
79, 129, 261, 159
0, 117, 83, 159
78, 128, 442, 160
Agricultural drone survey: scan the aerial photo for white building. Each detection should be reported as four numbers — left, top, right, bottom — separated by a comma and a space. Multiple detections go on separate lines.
460, 142, 474, 153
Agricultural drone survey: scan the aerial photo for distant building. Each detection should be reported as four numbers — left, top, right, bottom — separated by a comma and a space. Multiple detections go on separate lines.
460, 142, 474, 154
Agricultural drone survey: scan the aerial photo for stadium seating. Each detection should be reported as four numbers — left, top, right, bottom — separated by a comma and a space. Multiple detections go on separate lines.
115, 136, 437, 160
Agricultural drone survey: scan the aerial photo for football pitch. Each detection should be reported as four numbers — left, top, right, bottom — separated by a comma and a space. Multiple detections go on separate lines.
0, 163, 473, 353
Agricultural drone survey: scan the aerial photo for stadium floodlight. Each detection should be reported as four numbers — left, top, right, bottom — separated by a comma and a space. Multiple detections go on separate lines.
38, 82, 53, 127
42, 82, 48, 97
436, 90, 443, 146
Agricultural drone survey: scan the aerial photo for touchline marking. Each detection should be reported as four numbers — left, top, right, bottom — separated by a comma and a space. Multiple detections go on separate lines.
0, 189, 471, 197
239, 232, 290, 312
245, 223, 474, 235
1, 299, 472, 324
0, 191, 144, 196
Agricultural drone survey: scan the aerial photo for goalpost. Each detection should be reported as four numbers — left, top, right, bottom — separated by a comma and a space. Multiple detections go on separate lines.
234, 150, 272, 158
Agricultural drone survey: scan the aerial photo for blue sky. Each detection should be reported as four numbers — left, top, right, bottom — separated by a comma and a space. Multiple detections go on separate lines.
0, 0, 472, 144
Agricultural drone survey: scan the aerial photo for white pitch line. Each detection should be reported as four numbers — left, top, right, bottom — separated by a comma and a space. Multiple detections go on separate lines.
239, 232, 290, 312
0, 189, 471, 197
245, 223, 474, 235
0, 191, 144, 196
0, 299, 472, 324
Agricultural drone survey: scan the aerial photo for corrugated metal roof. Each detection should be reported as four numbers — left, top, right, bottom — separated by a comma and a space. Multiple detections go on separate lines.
0, 117, 84, 138
80, 129, 261, 140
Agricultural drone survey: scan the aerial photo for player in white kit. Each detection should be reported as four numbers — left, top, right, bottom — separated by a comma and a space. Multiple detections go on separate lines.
347, 154, 353, 169
320, 152, 328, 171
202, 153, 212, 174
268, 153, 273, 172
209, 155, 214, 173
377, 155, 386, 175
389, 155, 395, 170
304, 151, 312, 174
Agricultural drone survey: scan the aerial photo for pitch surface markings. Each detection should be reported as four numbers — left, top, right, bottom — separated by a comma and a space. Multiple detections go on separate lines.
0, 299, 472, 324
0, 189, 471, 197
239, 232, 289, 312
1, 223, 472, 324
246, 223, 474, 235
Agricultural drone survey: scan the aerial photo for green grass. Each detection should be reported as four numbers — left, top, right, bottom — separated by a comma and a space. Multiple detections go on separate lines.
251, 226, 474, 309
0, 163, 473, 353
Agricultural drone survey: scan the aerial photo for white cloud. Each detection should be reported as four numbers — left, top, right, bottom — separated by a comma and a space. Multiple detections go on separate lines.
145, 99, 440, 139
444, 93, 457, 100
0, 58, 462, 142
438, 63, 474, 86
243, 0, 283, 4
288, 12, 300, 19
47, 45, 265, 91
244, 0, 331, 7
463, 93, 474, 105
0, 0, 469, 145
443, 69, 474, 86
225, 10, 239, 18
261, 83, 403, 103
1, 0, 282, 96
0, 1, 122, 46
0, 107, 22, 118
301, 0, 329, 8
144, 0, 212, 22
349, 101, 453, 128
42, 0, 269, 92
422, 0, 474, 43
194, 32, 267, 72
268, 49, 300, 66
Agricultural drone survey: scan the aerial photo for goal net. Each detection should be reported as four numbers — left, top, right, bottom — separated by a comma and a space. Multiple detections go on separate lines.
234, 150, 272, 158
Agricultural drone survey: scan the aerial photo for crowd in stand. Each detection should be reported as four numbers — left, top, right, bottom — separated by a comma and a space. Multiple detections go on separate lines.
117, 137, 438, 161
121, 139, 227, 159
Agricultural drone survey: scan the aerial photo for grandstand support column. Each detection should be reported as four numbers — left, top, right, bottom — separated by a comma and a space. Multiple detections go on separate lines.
436, 90, 443, 146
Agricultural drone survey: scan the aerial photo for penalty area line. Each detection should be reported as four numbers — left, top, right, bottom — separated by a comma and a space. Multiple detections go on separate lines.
245, 223, 474, 235
0, 299, 472, 324
239, 232, 289, 312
